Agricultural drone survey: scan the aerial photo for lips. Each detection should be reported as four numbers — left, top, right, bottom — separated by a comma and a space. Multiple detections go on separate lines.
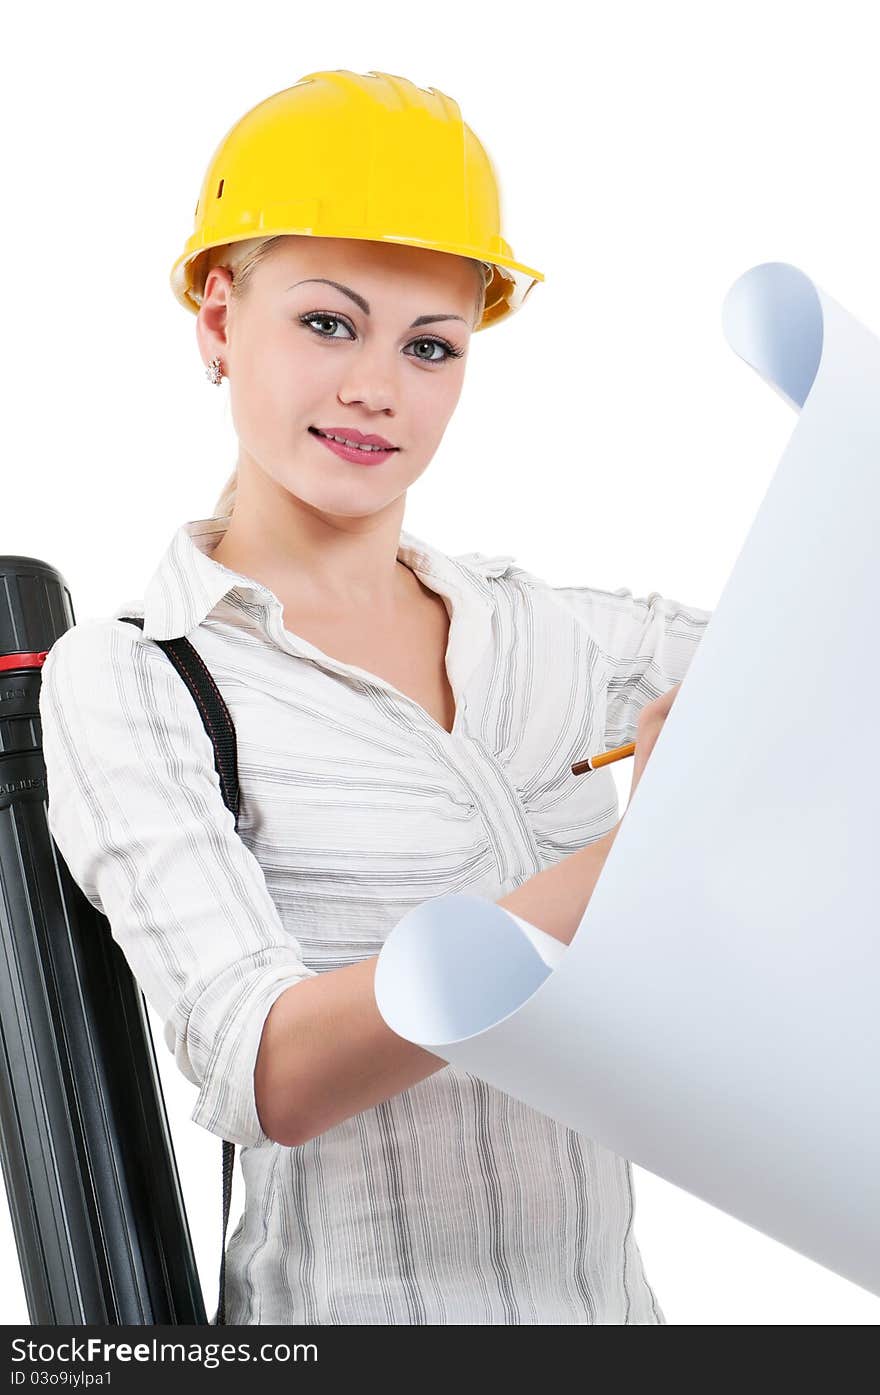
310, 426, 399, 450
309, 428, 398, 466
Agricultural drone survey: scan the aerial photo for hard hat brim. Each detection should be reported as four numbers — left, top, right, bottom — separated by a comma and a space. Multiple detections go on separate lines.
170, 229, 543, 331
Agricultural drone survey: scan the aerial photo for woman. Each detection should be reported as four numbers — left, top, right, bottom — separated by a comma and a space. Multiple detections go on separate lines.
38, 70, 712, 1324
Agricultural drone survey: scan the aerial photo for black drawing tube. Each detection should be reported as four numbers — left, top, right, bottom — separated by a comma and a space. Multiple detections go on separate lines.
0, 553, 206, 1324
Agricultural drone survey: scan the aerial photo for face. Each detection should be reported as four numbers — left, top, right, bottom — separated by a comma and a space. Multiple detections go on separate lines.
197, 236, 481, 521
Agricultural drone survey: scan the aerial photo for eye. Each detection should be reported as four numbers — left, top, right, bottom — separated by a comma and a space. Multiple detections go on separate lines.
299, 312, 464, 364
405, 337, 462, 364
300, 312, 355, 341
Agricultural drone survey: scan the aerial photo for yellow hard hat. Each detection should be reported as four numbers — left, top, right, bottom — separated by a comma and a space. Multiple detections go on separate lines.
170, 69, 544, 331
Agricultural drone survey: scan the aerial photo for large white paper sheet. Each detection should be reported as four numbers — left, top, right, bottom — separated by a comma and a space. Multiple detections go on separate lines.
374, 263, 880, 1298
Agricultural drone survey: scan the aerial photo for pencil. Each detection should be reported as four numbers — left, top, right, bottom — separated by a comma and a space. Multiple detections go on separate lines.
571, 741, 636, 776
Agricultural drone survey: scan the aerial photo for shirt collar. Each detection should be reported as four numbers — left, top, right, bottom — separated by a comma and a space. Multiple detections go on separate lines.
116, 513, 512, 649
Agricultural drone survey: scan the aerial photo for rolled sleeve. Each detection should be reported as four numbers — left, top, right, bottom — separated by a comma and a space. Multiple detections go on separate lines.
547, 581, 713, 748
39, 618, 317, 1149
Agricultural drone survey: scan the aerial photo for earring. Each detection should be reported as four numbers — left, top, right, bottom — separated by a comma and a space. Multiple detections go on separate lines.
206, 356, 224, 385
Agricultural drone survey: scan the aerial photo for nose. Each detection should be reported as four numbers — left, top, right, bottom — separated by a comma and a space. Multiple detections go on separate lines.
335, 343, 398, 416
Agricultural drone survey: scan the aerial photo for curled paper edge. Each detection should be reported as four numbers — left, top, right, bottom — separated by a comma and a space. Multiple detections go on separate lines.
374, 893, 565, 1049
721, 260, 823, 409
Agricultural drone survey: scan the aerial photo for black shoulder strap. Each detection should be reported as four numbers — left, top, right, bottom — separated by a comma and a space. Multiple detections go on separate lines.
118, 615, 237, 1327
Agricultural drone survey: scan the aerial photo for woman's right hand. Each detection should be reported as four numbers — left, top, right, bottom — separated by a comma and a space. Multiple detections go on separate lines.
625, 682, 683, 811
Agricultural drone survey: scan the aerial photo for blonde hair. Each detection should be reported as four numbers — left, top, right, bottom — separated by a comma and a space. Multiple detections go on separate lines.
201, 235, 491, 519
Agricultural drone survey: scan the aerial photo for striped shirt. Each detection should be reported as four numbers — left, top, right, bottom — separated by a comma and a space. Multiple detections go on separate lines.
38, 513, 712, 1325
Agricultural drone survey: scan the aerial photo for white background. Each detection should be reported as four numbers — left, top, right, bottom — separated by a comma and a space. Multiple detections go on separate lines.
3, 0, 879, 1325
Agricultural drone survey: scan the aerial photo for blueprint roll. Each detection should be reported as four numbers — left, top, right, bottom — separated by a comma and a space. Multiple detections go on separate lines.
375, 263, 880, 1300
0, 554, 206, 1323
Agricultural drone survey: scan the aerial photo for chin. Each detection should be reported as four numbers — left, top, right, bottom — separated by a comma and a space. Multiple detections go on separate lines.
293, 484, 397, 517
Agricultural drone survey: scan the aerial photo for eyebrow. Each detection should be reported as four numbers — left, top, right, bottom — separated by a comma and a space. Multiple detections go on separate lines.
286, 278, 468, 327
